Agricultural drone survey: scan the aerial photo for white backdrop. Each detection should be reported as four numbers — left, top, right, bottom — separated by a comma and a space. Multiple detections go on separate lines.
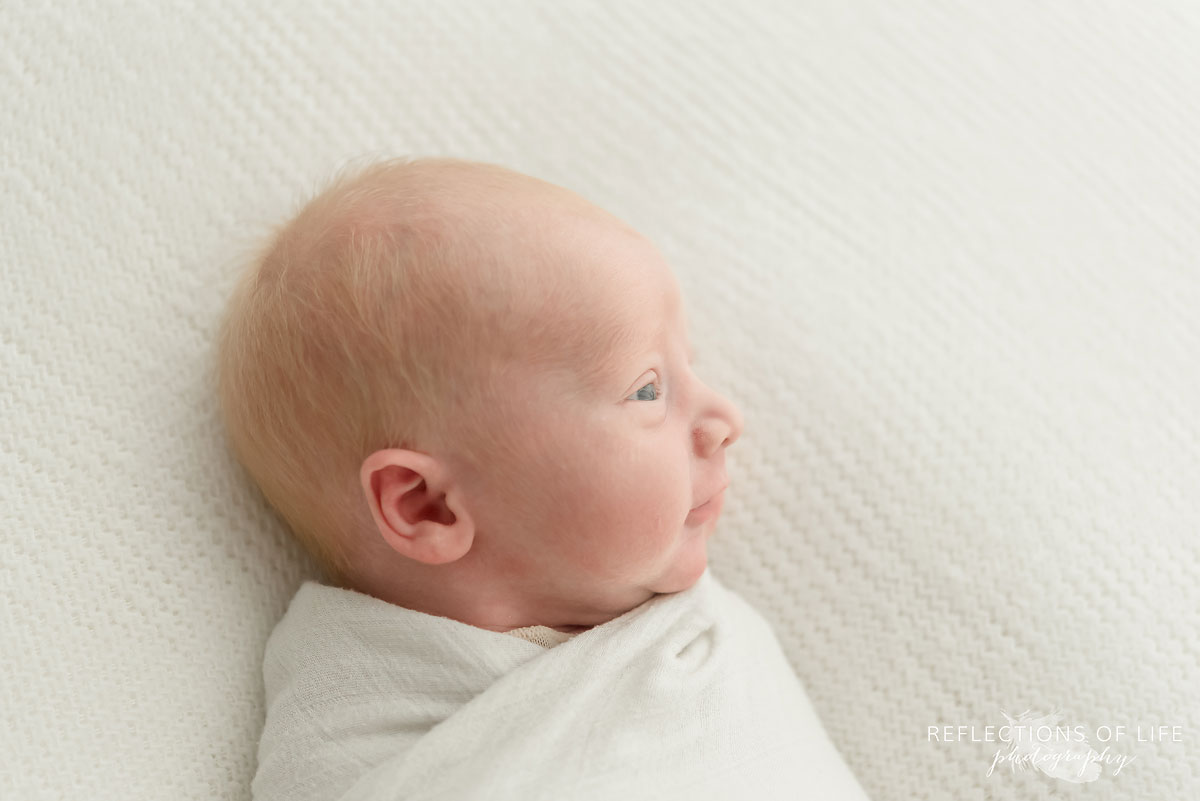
2, 2, 1198, 799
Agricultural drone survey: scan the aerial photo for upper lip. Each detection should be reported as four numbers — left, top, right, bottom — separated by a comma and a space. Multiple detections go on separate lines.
692, 482, 729, 510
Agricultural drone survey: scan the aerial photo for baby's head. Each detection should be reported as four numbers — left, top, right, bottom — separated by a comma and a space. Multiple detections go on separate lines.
216, 157, 743, 630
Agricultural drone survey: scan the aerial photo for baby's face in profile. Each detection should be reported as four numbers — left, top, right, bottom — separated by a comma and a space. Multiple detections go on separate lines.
355, 165, 744, 631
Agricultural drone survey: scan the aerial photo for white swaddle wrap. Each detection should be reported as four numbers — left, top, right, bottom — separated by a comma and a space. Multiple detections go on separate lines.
253, 567, 872, 801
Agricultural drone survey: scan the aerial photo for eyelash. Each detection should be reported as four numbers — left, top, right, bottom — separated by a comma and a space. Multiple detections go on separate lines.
629, 375, 664, 402
627, 351, 694, 403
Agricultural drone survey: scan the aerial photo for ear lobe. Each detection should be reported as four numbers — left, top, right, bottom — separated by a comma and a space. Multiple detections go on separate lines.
359, 449, 474, 565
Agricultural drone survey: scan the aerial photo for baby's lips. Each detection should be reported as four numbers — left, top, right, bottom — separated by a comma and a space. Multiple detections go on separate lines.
691, 480, 729, 510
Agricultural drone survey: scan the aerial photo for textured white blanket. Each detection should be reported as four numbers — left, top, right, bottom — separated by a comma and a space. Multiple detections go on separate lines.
254, 568, 872, 801
5, 2, 1199, 799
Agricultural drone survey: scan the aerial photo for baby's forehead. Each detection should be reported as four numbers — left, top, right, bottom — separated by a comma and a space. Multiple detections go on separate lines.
530, 277, 688, 380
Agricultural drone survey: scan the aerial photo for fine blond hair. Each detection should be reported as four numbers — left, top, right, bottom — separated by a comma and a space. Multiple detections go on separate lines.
214, 156, 533, 587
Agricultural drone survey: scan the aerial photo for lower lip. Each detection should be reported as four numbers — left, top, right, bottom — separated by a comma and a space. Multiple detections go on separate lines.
686, 489, 725, 524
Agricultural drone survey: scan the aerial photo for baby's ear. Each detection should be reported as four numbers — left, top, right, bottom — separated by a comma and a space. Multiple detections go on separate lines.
359, 449, 474, 565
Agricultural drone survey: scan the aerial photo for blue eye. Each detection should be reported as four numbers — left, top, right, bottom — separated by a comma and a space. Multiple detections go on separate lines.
628, 379, 663, 402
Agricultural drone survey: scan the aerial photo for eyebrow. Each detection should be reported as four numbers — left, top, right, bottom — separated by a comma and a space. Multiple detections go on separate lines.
593, 291, 691, 375
596, 321, 694, 376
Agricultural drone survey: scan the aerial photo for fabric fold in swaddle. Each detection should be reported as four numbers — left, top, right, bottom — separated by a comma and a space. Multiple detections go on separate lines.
252, 567, 872, 801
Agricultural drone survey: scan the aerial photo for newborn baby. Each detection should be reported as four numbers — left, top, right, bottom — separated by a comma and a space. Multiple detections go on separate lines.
217, 157, 871, 800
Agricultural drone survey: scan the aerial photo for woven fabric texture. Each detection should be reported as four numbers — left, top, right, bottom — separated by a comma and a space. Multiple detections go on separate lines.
2, 2, 1197, 799
503, 625, 579, 649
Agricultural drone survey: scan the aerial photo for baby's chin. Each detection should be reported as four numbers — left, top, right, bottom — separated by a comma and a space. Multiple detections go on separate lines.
650, 535, 710, 595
